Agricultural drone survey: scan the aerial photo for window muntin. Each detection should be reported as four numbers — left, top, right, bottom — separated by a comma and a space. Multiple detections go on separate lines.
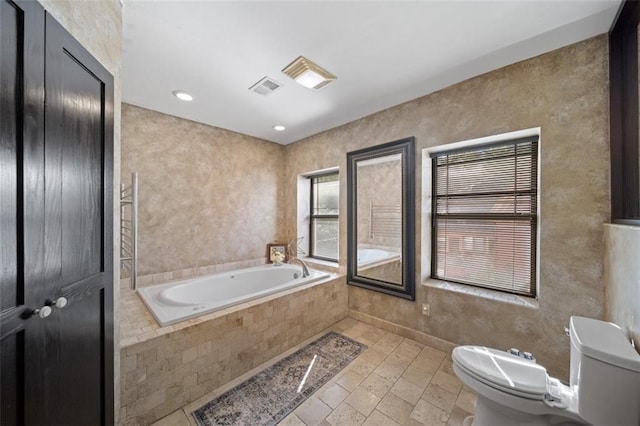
310, 172, 339, 261
430, 138, 538, 296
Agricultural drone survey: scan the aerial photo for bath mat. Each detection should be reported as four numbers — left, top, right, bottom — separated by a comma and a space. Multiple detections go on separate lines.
192, 331, 367, 426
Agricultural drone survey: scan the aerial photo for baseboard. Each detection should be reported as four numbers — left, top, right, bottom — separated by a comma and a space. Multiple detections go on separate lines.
347, 309, 456, 353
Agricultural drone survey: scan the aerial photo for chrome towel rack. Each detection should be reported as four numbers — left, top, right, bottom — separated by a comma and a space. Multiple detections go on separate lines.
369, 202, 402, 239
120, 173, 138, 290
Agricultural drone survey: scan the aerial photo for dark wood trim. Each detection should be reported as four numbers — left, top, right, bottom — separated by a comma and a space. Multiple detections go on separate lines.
430, 156, 438, 286
346, 137, 416, 301
610, 0, 640, 221
308, 171, 339, 261
309, 177, 313, 256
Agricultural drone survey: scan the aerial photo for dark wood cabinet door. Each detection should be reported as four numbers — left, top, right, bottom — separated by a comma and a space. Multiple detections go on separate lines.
1, 2, 114, 424
1, 1, 46, 424
42, 13, 114, 425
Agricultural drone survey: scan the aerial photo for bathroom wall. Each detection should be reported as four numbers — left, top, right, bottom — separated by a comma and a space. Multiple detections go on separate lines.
36, 0, 123, 417
604, 224, 640, 351
284, 35, 610, 379
121, 104, 286, 277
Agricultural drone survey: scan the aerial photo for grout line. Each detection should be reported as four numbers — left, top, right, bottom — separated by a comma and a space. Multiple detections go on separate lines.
152, 318, 474, 426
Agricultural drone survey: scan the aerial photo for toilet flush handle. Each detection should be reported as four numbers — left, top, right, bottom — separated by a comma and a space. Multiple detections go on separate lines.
564, 326, 570, 336
543, 378, 568, 409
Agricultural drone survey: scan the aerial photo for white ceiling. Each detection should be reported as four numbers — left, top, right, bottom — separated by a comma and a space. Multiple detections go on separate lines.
122, 0, 622, 145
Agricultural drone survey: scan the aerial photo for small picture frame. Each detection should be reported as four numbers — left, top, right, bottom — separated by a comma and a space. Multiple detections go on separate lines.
267, 243, 288, 264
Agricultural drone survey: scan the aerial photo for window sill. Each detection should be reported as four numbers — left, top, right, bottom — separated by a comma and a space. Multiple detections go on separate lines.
422, 278, 539, 309
300, 257, 339, 273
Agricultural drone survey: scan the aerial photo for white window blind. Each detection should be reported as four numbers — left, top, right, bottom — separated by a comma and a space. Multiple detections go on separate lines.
431, 137, 538, 296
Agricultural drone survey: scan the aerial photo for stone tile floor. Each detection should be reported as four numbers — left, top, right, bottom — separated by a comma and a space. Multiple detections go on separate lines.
151, 318, 476, 426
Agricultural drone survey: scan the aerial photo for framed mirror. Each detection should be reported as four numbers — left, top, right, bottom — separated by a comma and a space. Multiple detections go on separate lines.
347, 137, 415, 300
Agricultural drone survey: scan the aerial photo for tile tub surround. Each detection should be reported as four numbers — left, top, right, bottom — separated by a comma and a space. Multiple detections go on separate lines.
283, 35, 610, 380
121, 103, 286, 277
604, 224, 640, 352
152, 318, 476, 426
119, 275, 347, 425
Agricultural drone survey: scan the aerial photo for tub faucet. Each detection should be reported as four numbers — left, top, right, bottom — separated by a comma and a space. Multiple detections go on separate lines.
290, 258, 310, 278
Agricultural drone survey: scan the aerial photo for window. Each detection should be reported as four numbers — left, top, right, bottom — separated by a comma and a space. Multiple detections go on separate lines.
309, 172, 339, 261
430, 136, 538, 296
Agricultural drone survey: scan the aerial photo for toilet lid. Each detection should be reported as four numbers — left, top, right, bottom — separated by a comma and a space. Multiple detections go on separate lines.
453, 346, 548, 397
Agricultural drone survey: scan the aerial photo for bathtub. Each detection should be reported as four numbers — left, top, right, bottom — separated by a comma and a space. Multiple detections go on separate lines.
357, 248, 401, 267
137, 264, 330, 326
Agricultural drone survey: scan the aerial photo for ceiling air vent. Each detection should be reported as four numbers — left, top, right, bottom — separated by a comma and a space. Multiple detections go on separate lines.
249, 77, 282, 96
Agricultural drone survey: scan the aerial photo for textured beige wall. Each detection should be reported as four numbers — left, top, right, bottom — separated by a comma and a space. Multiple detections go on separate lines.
36, 0, 123, 418
284, 35, 610, 379
604, 224, 640, 352
121, 104, 286, 276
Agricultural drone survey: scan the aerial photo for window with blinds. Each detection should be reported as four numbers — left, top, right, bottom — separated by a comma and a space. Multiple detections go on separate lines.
310, 172, 339, 261
430, 137, 538, 296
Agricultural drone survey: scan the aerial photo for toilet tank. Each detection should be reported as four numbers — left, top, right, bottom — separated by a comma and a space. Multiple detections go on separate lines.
569, 316, 640, 425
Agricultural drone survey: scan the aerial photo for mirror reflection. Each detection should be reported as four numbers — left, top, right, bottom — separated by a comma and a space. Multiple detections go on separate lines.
356, 154, 403, 285
347, 137, 415, 300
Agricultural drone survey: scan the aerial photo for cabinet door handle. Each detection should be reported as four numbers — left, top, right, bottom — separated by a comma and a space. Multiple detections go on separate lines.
50, 297, 68, 309
32, 306, 52, 319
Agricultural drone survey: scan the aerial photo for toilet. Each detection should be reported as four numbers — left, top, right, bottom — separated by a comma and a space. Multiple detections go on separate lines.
452, 316, 640, 425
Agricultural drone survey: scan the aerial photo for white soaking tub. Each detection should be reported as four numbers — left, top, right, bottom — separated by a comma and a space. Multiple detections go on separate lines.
137, 264, 330, 326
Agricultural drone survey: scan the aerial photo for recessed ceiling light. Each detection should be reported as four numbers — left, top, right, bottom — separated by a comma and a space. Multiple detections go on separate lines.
273, 125, 286, 131
172, 90, 193, 101
282, 56, 336, 90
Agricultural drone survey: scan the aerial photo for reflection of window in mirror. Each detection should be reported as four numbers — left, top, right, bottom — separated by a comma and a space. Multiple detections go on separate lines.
355, 155, 403, 285
309, 172, 339, 261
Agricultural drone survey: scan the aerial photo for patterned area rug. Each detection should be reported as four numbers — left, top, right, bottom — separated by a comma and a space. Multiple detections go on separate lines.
192, 332, 367, 426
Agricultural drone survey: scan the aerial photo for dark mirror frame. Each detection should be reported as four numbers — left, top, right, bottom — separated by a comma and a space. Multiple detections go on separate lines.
346, 137, 415, 300
610, 0, 640, 224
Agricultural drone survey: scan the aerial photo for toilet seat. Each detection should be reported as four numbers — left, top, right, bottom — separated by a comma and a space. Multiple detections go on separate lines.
451, 317, 640, 426
452, 346, 549, 400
